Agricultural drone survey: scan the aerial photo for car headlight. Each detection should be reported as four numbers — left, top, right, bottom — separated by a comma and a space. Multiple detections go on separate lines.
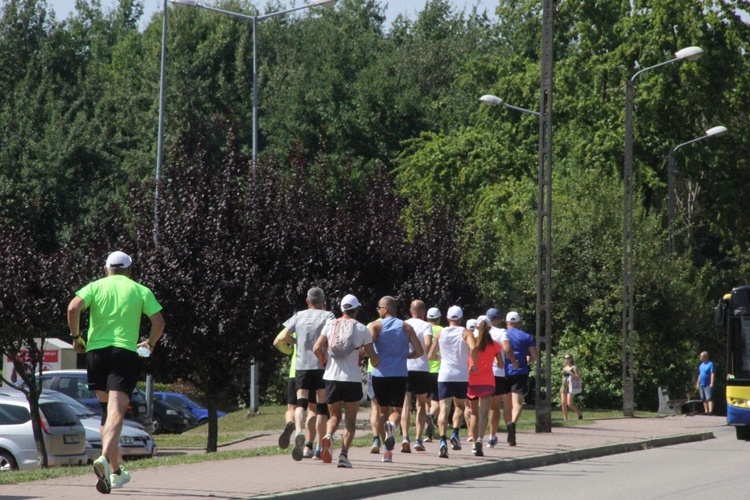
166, 409, 179, 415
120, 436, 135, 445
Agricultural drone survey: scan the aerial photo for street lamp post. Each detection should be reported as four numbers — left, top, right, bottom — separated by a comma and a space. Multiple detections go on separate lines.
622, 46, 704, 417
667, 125, 727, 253
167, 0, 337, 413
171, 0, 337, 171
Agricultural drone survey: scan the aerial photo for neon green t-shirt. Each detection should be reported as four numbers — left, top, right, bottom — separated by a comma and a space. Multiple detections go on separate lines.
429, 324, 443, 373
76, 275, 162, 352
275, 330, 297, 378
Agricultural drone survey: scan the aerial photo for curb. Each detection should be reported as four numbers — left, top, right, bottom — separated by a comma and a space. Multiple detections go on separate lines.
256, 431, 713, 500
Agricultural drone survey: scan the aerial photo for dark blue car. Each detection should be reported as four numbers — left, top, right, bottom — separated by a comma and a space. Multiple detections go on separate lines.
152, 392, 226, 425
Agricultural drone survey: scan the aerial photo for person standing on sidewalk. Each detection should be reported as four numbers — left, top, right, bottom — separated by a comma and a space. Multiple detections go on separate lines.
401, 300, 433, 453
67, 251, 164, 494
428, 305, 476, 459
369, 296, 424, 463
504, 311, 537, 447
486, 307, 517, 448
697, 351, 715, 415
278, 287, 336, 461
313, 294, 379, 468
424, 307, 443, 442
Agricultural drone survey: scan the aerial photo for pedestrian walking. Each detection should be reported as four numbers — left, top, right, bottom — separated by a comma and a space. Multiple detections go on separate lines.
313, 294, 378, 468
560, 353, 583, 421
369, 296, 424, 463
278, 287, 336, 461
67, 251, 164, 493
428, 305, 476, 459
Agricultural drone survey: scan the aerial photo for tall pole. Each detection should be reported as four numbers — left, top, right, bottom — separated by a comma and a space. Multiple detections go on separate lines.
148, 0, 169, 426
621, 46, 704, 417
622, 79, 635, 417
535, 0, 554, 433
154, 0, 168, 247
252, 15, 258, 171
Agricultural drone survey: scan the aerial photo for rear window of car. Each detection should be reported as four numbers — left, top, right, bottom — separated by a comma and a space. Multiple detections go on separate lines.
40, 402, 80, 427
0, 403, 30, 425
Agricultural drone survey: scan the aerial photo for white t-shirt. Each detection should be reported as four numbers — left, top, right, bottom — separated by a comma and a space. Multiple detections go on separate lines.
490, 326, 508, 377
321, 318, 371, 382
284, 309, 336, 371
405, 318, 432, 372
437, 326, 470, 382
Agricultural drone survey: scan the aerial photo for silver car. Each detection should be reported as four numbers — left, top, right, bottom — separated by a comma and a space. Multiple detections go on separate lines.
42, 390, 157, 462
0, 390, 87, 471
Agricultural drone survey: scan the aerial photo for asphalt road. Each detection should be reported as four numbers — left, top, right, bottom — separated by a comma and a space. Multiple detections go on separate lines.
376, 423, 747, 500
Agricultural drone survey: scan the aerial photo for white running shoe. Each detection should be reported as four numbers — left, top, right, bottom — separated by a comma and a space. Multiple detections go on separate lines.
110, 470, 131, 489
93, 456, 111, 494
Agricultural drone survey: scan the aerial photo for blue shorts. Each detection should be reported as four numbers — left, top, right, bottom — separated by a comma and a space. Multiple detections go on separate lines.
437, 381, 468, 401
699, 385, 713, 402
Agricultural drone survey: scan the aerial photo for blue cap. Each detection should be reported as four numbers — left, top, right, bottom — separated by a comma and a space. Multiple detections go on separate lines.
486, 308, 501, 320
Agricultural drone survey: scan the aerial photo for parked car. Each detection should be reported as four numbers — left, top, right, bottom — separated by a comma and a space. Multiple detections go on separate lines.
153, 392, 226, 425
0, 390, 87, 471
38, 370, 154, 434
133, 390, 195, 434
42, 390, 156, 462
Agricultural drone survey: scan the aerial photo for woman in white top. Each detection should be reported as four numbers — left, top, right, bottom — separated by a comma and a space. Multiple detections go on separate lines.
560, 353, 583, 421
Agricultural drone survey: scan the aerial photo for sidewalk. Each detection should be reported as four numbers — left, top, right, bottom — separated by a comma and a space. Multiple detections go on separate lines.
1, 414, 724, 499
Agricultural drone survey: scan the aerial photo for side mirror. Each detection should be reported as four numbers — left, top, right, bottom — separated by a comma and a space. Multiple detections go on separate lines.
714, 300, 725, 328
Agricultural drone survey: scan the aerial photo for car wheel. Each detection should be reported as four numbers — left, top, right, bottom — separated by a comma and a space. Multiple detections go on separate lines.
153, 415, 163, 435
198, 418, 207, 426
0, 450, 18, 472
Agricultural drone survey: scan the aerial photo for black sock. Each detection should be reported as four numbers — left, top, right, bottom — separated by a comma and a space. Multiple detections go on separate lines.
114, 468, 121, 475
440, 435, 447, 441
340, 449, 348, 457
305, 441, 313, 449
452, 427, 460, 436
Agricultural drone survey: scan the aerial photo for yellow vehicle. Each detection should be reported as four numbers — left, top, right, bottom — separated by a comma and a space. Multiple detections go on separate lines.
714, 285, 750, 440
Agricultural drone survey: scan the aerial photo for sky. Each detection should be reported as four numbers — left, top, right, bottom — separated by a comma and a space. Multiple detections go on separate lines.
44, 0, 499, 27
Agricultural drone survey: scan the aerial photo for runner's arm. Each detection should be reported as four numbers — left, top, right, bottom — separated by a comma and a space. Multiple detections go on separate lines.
527, 345, 539, 366
502, 340, 518, 370
273, 330, 293, 355
278, 327, 296, 346
312, 332, 328, 367
363, 343, 379, 368
463, 329, 478, 370
428, 331, 441, 360
369, 321, 382, 343
404, 323, 423, 359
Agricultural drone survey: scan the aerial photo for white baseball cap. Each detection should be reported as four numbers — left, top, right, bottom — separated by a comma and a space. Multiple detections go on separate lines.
106, 251, 132, 269
466, 319, 477, 330
506, 311, 521, 323
426, 307, 441, 319
447, 305, 463, 320
340, 294, 361, 311
476, 315, 492, 327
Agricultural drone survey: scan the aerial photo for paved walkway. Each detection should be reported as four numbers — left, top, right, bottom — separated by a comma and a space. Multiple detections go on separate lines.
1, 414, 724, 499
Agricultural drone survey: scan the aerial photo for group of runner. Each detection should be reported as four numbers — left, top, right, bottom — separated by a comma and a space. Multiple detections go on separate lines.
274, 288, 538, 468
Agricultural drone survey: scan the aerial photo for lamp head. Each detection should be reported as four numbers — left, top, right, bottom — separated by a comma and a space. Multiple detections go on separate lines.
705, 126, 728, 137
312, 0, 338, 6
479, 94, 503, 107
171, 0, 199, 7
674, 46, 704, 61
